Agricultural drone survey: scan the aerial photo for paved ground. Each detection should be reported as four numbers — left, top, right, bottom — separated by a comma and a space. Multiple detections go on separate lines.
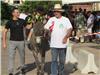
1, 38, 100, 75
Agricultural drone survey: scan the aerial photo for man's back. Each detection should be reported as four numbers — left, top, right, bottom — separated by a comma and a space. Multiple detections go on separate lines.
75, 13, 86, 28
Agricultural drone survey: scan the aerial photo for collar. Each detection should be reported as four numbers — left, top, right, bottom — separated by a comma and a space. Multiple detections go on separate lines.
55, 16, 62, 19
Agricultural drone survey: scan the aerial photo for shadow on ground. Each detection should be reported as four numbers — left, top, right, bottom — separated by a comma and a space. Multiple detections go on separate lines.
15, 62, 78, 75
44, 62, 78, 75
65, 62, 78, 75
15, 62, 36, 75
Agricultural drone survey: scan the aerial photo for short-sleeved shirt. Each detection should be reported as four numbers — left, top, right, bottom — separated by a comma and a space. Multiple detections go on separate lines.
75, 13, 86, 28
87, 14, 94, 28
5, 18, 26, 41
44, 16, 72, 48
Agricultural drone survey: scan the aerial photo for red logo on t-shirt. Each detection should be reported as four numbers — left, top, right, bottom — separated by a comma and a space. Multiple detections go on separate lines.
49, 21, 54, 32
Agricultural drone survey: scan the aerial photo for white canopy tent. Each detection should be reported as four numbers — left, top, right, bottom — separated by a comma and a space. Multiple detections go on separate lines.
62, 0, 100, 4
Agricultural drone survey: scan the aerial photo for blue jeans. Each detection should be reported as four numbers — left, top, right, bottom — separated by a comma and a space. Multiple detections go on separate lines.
51, 48, 66, 75
96, 30, 100, 38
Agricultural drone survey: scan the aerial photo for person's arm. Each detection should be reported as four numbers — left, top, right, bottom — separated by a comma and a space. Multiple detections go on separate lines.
63, 28, 73, 44
2, 28, 8, 49
43, 18, 53, 39
3, 21, 10, 49
44, 18, 52, 30
63, 18, 73, 44
27, 28, 33, 41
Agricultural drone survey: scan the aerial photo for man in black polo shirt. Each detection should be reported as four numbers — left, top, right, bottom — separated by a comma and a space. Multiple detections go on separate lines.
2, 8, 32, 75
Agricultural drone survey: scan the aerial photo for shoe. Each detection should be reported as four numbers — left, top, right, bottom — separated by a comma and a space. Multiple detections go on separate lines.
20, 68, 25, 75
9, 73, 13, 75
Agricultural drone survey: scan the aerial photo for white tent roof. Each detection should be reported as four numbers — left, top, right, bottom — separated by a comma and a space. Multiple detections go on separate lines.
62, 0, 100, 4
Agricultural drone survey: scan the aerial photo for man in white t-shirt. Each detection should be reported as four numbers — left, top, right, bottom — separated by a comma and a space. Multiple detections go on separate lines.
44, 4, 73, 75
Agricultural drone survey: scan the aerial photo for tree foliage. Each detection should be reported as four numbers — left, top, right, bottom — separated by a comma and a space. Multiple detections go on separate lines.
19, 1, 61, 13
1, 1, 14, 20
1, 1, 61, 20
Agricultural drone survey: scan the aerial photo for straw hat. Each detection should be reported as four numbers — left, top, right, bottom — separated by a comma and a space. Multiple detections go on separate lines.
52, 4, 64, 12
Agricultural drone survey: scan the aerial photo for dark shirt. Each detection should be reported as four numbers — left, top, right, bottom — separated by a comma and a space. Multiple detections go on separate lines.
5, 18, 26, 41
93, 16, 100, 32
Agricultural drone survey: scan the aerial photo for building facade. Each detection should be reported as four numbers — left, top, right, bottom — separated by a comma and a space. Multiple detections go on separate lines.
4, 0, 25, 5
71, 3, 93, 11
62, 0, 100, 11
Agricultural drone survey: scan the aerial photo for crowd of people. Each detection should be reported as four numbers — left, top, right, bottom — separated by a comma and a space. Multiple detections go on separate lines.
66, 8, 100, 43
20, 7, 100, 43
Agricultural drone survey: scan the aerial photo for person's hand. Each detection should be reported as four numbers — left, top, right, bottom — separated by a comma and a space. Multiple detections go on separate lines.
63, 37, 68, 44
26, 40, 30, 45
3, 42, 7, 49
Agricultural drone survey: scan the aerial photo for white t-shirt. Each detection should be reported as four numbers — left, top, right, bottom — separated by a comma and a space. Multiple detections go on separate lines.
87, 14, 94, 28
44, 16, 72, 48
87, 14, 94, 33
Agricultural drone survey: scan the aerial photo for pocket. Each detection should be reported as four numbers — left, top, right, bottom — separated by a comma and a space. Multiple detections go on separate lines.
59, 24, 64, 29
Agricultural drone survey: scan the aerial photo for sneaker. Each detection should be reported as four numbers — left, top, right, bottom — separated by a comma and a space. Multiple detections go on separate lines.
20, 68, 25, 75
9, 73, 13, 75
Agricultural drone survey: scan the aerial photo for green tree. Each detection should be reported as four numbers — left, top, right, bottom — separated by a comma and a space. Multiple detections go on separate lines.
19, 1, 62, 13
1, 1, 14, 20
